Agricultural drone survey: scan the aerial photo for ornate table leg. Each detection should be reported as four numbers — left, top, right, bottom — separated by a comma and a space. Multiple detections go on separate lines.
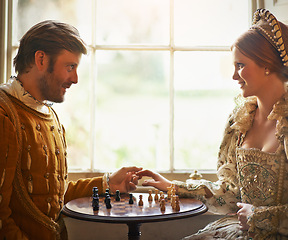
127, 222, 141, 240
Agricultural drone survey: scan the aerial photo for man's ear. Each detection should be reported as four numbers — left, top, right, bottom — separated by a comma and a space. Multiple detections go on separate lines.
35, 50, 48, 71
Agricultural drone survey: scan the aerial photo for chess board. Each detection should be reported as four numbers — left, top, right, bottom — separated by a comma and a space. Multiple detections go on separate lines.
63, 192, 207, 223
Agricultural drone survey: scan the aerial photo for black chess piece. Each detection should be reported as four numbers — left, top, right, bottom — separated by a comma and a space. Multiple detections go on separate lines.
92, 187, 98, 197
115, 190, 121, 201
92, 196, 99, 211
129, 193, 134, 204
105, 196, 112, 209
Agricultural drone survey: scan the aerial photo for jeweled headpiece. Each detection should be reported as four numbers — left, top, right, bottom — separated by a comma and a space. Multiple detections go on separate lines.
251, 8, 288, 67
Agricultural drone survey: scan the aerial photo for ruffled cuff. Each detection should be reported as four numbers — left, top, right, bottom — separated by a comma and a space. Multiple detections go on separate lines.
102, 172, 111, 193
247, 205, 286, 239
172, 180, 207, 203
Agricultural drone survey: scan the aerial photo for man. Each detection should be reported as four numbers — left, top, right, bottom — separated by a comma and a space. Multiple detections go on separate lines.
0, 20, 141, 240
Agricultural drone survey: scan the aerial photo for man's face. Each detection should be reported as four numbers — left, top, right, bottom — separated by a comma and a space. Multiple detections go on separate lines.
38, 50, 81, 103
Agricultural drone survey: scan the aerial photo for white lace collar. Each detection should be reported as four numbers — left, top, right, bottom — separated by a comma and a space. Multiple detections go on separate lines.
0, 76, 51, 114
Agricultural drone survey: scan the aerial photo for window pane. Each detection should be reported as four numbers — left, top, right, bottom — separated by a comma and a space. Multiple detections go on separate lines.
174, 51, 240, 170
174, 0, 250, 46
53, 54, 92, 170
96, 0, 170, 45
94, 51, 170, 171
14, 0, 93, 45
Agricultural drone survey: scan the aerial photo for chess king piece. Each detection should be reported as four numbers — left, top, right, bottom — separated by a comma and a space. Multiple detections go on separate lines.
92, 187, 99, 211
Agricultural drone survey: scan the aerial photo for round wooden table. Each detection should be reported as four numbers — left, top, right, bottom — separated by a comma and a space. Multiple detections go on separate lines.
62, 192, 207, 240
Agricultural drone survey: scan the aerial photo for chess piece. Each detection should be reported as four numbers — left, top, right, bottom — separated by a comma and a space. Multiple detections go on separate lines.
171, 195, 176, 210
154, 189, 159, 202
105, 195, 112, 209
105, 192, 110, 205
115, 190, 121, 201
92, 187, 98, 197
189, 170, 202, 180
175, 196, 180, 212
159, 192, 165, 203
92, 196, 99, 211
148, 190, 153, 202
138, 195, 143, 206
167, 186, 172, 200
160, 199, 165, 212
129, 193, 134, 204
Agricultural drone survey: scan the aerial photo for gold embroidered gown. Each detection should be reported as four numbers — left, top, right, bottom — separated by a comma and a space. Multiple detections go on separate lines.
174, 95, 288, 240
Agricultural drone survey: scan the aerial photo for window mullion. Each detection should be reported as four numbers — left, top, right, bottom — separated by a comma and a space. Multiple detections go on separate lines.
90, 0, 97, 171
169, 0, 175, 172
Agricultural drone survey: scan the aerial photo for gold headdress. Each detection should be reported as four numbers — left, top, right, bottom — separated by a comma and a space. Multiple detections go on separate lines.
251, 8, 288, 66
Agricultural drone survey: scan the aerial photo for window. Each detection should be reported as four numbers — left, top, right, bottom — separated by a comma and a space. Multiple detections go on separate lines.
6, 0, 250, 173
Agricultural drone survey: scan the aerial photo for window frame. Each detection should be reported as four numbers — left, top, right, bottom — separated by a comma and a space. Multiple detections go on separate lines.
1, 0, 258, 179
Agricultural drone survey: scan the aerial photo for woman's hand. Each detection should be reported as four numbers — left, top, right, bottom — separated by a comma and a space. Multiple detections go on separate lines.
136, 169, 173, 192
237, 202, 253, 231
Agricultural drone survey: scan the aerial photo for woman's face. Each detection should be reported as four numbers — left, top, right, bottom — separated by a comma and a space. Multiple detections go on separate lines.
232, 47, 268, 98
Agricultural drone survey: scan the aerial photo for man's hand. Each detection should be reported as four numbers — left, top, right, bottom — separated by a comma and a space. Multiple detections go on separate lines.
136, 169, 173, 192
109, 167, 143, 193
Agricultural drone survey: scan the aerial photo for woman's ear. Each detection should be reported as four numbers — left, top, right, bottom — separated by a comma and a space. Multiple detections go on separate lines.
34, 50, 48, 71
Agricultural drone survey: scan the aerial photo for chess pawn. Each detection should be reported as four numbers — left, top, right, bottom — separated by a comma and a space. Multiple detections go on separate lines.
129, 193, 134, 204
115, 190, 121, 202
160, 193, 165, 203
148, 190, 153, 202
154, 189, 159, 202
159, 191, 164, 202
160, 199, 166, 212
138, 195, 143, 206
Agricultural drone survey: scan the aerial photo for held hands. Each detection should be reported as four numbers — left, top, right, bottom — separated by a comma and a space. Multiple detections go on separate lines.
237, 202, 253, 231
136, 170, 173, 192
109, 166, 143, 193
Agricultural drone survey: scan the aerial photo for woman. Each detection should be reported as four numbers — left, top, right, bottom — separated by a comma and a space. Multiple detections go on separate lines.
137, 9, 288, 239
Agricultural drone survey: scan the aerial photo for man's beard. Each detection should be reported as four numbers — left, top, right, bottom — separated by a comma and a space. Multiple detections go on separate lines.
38, 72, 65, 103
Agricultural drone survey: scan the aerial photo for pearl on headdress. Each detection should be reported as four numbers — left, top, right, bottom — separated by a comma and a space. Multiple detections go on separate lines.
253, 9, 288, 67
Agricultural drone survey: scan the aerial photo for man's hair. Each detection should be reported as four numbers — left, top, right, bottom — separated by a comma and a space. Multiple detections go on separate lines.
13, 20, 87, 74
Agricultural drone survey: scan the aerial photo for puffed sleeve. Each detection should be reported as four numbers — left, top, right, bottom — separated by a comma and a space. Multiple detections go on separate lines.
173, 114, 241, 214
0, 108, 28, 239
247, 204, 288, 239
64, 176, 103, 204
